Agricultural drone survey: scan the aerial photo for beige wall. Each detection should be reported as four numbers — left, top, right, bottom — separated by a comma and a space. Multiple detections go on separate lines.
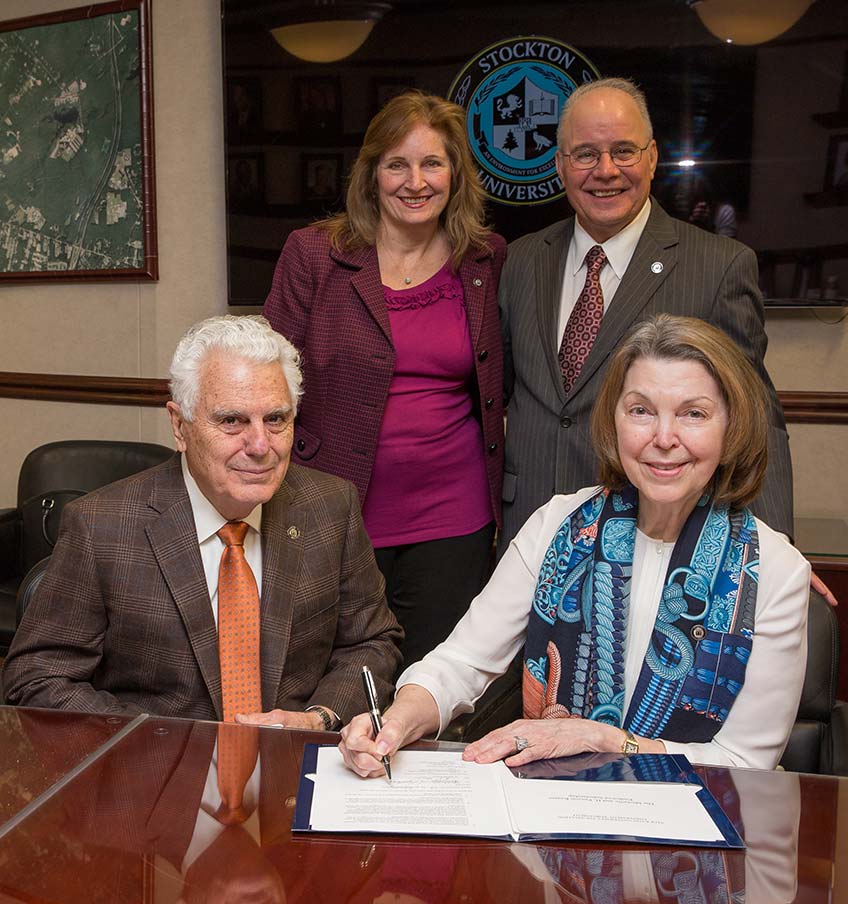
0, 1, 845, 526
0, 0, 227, 504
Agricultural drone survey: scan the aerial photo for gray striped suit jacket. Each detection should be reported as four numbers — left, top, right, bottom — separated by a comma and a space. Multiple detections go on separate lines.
3, 455, 402, 721
498, 199, 793, 551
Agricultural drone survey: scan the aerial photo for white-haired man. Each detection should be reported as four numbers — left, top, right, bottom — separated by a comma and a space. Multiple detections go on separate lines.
499, 77, 793, 552
4, 315, 402, 728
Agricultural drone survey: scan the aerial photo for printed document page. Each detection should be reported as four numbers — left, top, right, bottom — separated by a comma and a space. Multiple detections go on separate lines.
502, 771, 724, 843
307, 747, 513, 837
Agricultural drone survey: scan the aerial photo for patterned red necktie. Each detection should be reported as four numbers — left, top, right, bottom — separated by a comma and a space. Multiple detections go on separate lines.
558, 245, 607, 394
216, 520, 261, 822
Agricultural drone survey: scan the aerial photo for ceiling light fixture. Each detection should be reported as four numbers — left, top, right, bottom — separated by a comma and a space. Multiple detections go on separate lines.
687, 0, 814, 45
269, 0, 390, 63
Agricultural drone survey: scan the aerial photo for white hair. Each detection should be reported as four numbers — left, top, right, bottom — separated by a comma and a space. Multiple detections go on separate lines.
169, 315, 303, 421
557, 77, 654, 151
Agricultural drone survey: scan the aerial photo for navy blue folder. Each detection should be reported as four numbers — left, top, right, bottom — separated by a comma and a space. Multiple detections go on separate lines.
293, 745, 744, 849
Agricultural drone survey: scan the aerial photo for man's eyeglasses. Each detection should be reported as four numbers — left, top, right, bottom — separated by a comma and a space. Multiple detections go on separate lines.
560, 142, 652, 170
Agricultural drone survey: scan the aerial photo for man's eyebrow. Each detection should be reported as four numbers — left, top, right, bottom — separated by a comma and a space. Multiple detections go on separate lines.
209, 406, 293, 420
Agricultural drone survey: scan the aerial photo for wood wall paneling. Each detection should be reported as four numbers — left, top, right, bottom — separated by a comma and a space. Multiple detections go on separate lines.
0, 374, 845, 423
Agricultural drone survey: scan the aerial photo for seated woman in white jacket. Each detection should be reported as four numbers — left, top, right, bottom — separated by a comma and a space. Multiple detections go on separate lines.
340, 314, 810, 772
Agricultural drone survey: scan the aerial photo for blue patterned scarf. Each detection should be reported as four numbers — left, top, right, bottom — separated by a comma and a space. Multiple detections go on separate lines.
523, 485, 759, 742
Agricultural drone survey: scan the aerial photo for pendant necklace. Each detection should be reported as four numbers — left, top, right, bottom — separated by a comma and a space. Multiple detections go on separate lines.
378, 231, 443, 288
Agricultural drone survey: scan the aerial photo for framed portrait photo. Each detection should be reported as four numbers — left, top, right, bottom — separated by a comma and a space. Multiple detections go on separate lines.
823, 133, 848, 193
294, 76, 342, 138
227, 76, 264, 142
228, 153, 265, 211
0, 0, 157, 280
301, 153, 343, 207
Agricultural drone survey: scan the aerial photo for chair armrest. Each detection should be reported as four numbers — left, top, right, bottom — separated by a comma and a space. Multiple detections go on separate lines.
0, 508, 22, 582
441, 655, 523, 744
829, 700, 848, 777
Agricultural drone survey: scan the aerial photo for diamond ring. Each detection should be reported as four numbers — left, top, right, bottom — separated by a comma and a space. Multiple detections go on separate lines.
514, 736, 530, 753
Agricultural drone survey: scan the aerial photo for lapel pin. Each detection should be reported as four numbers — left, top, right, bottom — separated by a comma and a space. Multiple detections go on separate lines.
287, 526, 300, 539
651, 261, 664, 274
473, 277, 482, 287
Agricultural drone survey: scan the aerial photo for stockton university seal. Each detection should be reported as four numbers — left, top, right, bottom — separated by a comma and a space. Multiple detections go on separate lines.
448, 37, 600, 206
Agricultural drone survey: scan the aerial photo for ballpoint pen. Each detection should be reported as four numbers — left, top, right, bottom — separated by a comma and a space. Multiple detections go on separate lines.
361, 665, 393, 782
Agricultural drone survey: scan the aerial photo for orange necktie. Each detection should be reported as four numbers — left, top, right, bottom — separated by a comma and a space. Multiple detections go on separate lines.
216, 520, 261, 820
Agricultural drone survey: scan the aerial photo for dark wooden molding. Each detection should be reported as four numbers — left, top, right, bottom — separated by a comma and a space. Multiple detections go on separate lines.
779, 392, 848, 424
0, 374, 845, 423
0, 372, 169, 407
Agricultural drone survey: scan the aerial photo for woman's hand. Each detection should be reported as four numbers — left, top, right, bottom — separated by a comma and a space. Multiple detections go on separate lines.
339, 712, 407, 778
462, 717, 606, 767
462, 718, 665, 767
338, 684, 442, 778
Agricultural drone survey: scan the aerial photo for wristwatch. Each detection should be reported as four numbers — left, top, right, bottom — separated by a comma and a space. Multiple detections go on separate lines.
621, 729, 639, 755
306, 705, 341, 732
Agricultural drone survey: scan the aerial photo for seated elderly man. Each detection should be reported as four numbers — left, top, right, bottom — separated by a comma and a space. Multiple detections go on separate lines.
3, 315, 402, 730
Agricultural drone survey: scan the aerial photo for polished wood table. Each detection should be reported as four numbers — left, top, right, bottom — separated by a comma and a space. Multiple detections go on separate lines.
0, 706, 844, 903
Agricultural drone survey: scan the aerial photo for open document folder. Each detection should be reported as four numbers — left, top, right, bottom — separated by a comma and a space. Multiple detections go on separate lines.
293, 747, 743, 849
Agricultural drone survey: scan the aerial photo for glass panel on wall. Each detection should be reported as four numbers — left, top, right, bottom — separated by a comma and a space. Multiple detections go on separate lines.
222, 0, 847, 307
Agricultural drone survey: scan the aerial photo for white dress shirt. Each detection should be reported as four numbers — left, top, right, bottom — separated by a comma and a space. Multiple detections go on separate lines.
398, 485, 810, 769
181, 455, 263, 626
556, 198, 653, 343
179, 457, 265, 871
181, 739, 263, 872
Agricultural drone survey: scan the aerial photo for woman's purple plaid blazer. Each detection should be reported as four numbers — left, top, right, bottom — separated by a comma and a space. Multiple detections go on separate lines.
263, 225, 506, 529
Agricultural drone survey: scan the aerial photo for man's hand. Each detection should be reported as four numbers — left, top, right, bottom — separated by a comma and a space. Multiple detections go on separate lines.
235, 709, 324, 730
811, 570, 839, 607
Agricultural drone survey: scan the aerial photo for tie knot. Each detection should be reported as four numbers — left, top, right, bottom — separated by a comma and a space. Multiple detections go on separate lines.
585, 245, 606, 272
218, 521, 249, 547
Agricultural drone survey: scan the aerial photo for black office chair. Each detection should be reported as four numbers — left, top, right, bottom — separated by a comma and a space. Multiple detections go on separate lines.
440, 654, 523, 743
0, 440, 173, 654
831, 700, 848, 776
14, 556, 51, 630
780, 589, 846, 775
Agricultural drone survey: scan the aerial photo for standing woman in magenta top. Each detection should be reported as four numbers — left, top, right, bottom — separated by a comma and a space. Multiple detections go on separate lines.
264, 92, 506, 668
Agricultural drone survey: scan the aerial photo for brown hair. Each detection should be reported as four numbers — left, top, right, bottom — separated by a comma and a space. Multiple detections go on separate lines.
318, 91, 491, 267
590, 314, 768, 509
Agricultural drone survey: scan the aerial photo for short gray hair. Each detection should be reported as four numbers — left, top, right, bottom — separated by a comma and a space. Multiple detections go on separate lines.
557, 77, 653, 151
169, 315, 303, 421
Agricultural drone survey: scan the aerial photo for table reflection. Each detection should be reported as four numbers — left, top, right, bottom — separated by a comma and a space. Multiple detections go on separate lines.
0, 716, 826, 904
498, 764, 801, 903
0, 717, 299, 902
0, 705, 135, 828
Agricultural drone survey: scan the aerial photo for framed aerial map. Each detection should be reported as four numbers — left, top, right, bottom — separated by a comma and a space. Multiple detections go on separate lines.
0, 0, 157, 280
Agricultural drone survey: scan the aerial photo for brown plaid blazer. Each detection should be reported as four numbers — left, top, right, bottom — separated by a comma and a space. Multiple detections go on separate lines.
2, 456, 402, 722
263, 225, 507, 527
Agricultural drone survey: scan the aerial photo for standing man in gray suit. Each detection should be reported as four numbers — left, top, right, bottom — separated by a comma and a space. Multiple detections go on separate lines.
499, 77, 793, 552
